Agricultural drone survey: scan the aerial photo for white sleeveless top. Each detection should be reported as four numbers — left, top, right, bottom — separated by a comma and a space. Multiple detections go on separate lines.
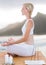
22, 19, 34, 35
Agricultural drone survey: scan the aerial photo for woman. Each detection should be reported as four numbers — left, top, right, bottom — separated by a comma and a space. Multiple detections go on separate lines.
1, 3, 35, 56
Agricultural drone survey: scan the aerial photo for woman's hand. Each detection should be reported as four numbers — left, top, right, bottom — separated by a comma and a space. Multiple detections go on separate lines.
1, 42, 9, 46
7, 38, 15, 45
1, 38, 15, 46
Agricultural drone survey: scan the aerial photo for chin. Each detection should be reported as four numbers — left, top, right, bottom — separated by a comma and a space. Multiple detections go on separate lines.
22, 13, 24, 15
22, 12, 24, 15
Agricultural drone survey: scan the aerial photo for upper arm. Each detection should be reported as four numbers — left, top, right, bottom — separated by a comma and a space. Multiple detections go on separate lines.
23, 20, 33, 41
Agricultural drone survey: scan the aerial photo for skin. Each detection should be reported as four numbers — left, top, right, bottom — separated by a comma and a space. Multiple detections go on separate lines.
1, 5, 33, 46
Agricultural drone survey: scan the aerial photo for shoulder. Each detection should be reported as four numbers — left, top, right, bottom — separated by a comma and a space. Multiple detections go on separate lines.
27, 19, 33, 26
27, 19, 34, 22
26, 19, 34, 28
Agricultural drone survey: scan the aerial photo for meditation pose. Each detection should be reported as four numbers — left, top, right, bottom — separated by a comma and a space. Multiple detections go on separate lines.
1, 3, 35, 56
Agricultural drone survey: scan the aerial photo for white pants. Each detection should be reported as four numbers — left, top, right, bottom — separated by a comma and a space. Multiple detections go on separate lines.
7, 43, 35, 56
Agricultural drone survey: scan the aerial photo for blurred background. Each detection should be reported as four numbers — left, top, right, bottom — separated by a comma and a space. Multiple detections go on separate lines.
0, 0, 46, 57
0, 0, 46, 35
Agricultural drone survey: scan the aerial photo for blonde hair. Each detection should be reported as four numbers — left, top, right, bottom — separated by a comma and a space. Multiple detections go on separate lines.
24, 3, 34, 15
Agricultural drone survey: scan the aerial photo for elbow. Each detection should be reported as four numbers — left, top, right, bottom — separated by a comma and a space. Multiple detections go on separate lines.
23, 37, 28, 42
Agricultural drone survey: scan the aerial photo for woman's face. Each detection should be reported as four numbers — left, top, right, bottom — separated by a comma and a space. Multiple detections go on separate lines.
21, 5, 29, 15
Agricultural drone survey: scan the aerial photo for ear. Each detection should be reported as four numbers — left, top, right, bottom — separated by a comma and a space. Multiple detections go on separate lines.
25, 7, 29, 13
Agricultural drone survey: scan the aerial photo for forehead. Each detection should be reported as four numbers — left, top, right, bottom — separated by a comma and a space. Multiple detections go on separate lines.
22, 5, 26, 9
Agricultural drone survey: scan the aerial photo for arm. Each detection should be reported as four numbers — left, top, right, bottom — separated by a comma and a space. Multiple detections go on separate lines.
9, 20, 33, 44
1, 20, 33, 46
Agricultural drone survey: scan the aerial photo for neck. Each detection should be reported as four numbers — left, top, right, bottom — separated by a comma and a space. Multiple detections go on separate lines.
26, 15, 31, 19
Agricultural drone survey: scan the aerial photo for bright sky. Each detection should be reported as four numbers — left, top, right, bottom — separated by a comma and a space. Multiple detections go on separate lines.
0, 4, 46, 29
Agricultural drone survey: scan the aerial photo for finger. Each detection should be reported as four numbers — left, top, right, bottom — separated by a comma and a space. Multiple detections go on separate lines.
8, 39, 11, 41
6, 41, 9, 43
10, 38, 13, 40
8, 38, 13, 41
1, 43, 7, 46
